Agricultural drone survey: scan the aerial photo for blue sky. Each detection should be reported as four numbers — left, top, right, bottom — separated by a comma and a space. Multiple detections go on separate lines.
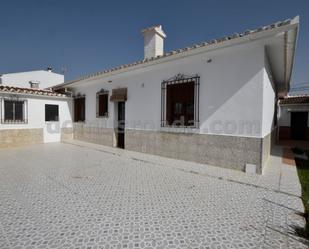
0, 0, 308, 85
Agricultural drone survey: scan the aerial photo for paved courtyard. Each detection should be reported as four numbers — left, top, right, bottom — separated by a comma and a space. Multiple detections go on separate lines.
0, 141, 308, 249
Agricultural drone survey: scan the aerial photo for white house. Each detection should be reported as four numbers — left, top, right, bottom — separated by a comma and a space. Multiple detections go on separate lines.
0, 86, 72, 147
51, 17, 299, 174
0, 68, 64, 90
0, 68, 72, 147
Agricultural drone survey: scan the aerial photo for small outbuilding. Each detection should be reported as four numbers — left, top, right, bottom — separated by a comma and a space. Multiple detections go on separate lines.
0, 85, 72, 147
279, 95, 309, 141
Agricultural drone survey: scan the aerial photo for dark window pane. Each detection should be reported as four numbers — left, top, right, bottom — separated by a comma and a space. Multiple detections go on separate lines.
45, 104, 59, 121
98, 94, 108, 117
4, 100, 24, 122
166, 81, 195, 126
174, 102, 182, 114
14, 101, 24, 121
4, 101, 14, 121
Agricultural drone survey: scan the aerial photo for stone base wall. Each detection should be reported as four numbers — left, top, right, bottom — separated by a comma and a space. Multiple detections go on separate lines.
125, 129, 264, 173
73, 123, 114, 146
70, 125, 273, 174
261, 132, 271, 172
61, 127, 74, 141
0, 128, 43, 149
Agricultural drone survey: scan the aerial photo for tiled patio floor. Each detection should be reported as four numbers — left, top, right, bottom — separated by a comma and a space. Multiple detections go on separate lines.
282, 148, 296, 166
0, 141, 308, 249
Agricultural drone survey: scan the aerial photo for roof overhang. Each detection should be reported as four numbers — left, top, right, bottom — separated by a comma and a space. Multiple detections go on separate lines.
0, 85, 70, 99
0, 91, 71, 99
53, 16, 300, 91
265, 16, 299, 97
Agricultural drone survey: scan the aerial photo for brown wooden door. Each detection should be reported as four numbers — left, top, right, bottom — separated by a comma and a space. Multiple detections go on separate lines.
74, 97, 85, 122
117, 102, 125, 148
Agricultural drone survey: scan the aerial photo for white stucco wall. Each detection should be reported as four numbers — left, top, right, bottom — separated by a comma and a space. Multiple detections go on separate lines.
278, 107, 291, 126
279, 106, 309, 127
71, 42, 267, 138
0, 95, 72, 142
0, 70, 64, 89
261, 52, 276, 137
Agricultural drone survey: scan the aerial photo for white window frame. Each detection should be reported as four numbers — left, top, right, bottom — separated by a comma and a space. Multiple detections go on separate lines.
0, 97, 28, 124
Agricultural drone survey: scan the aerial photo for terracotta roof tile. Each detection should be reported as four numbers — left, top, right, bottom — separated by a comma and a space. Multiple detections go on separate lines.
280, 95, 309, 105
0, 85, 67, 98
55, 17, 297, 88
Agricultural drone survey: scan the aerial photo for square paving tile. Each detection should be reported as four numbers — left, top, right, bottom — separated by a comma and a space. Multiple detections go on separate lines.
0, 142, 307, 249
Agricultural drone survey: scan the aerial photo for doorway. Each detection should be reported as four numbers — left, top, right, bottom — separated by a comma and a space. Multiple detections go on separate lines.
291, 112, 308, 140
117, 102, 125, 148
44, 104, 61, 143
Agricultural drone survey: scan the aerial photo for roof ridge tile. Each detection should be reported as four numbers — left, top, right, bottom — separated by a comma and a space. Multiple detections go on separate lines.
56, 16, 297, 86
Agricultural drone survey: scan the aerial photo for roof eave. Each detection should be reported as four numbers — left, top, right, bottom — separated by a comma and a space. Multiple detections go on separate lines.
282, 16, 299, 96
0, 91, 71, 99
53, 16, 300, 90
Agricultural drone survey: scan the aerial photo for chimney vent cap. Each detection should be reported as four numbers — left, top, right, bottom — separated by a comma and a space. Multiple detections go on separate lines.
141, 25, 166, 38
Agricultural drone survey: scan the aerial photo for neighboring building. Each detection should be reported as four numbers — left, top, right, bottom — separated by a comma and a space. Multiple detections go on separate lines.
279, 95, 309, 141
0, 85, 72, 147
52, 17, 299, 174
0, 68, 64, 90
0, 68, 71, 147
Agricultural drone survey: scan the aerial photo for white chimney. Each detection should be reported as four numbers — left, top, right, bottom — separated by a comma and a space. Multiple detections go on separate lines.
141, 25, 166, 59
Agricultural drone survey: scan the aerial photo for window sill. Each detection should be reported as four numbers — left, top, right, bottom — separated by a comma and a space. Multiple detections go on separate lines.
1, 120, 28, 124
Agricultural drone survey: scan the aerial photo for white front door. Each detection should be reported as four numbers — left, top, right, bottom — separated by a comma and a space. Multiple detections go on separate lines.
44, 104, 61, 143
44, 122, 61, 143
